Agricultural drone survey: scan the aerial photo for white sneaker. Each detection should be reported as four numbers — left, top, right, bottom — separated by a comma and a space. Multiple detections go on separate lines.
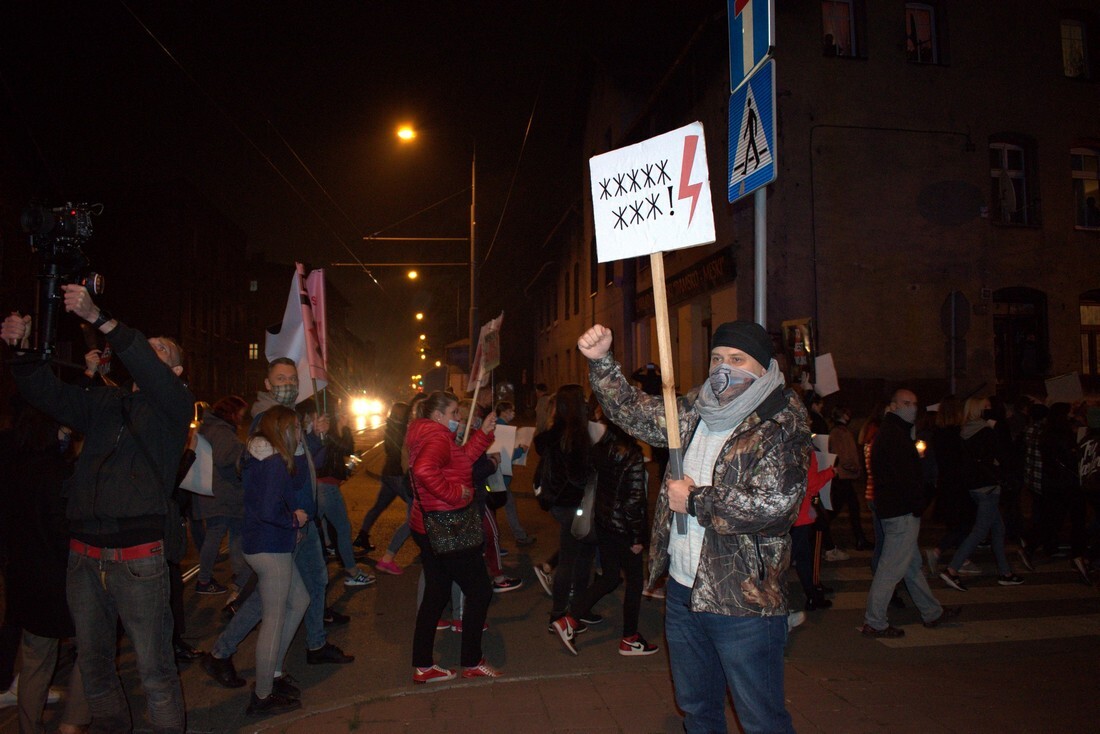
787, 611, 806, 630
824, 548, 850, 562
0, 676, 61, 708
344, 569, 376, 587
534, 566, 553, 597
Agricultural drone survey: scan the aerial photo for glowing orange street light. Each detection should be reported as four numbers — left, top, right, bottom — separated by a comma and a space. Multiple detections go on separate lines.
396, 124, 417, 141
415, 312, 424, 321
407, 270, 418, 280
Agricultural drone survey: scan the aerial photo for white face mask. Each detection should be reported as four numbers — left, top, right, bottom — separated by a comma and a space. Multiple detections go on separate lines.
446, 419, 460, 433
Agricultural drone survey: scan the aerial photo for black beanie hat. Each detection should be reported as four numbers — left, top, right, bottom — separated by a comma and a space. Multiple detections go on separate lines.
710, 321, 773, 368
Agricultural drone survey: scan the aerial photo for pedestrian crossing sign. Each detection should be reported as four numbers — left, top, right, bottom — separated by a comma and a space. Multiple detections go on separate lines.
727, 59, 776, 204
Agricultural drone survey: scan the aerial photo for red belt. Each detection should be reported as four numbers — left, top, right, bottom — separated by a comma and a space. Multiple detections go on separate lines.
69, 539, 163, 561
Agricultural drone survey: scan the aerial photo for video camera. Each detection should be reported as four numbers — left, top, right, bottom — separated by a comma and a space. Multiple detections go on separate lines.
20, 202, 105, 359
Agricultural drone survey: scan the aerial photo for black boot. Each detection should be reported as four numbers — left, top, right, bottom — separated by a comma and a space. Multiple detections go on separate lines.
805, 595, 833, 611
200, 653, 245, 688
245, 690, 301, 717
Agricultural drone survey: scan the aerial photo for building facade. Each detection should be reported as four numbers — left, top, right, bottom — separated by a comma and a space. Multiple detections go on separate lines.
534, 1, 1100, 405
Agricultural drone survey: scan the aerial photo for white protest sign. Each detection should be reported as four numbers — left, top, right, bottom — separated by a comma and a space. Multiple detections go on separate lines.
589, 121, 716, 263
814, 353, 839, 397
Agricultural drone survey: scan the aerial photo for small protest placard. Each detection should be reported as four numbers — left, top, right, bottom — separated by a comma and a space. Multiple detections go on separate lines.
589, 121, 716, 263
1045, 372, 1084, 405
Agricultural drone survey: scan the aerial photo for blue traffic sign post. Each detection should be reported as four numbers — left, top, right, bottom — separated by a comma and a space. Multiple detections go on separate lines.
728, 0, 774, 91
728, 0, 776, 328
727, 59, 776, 204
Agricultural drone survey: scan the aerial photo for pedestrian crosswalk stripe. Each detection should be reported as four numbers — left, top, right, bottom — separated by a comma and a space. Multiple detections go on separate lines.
875, 613, 1100, 648
823, 583, 1099, 611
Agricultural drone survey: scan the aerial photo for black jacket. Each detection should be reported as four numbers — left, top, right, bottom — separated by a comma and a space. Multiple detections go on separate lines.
591, 433, 648, 545
533, 426, 590, 508
870, 412, 924, 519
12, 321, 193, 544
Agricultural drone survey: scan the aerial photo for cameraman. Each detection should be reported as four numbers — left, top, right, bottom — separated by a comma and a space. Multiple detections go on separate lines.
2, 284, 191, 734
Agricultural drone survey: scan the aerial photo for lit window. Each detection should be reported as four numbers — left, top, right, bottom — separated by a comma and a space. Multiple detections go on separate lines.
1072, 148, 1100, 229
1062, 20, 1089, 79
905, 4, 937, 64
248, 343, 259, 360
822, 0, 856, 57
990, 142, 1030, 225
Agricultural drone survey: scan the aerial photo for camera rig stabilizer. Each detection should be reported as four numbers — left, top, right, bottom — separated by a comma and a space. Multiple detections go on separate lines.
12, 202, 105, 363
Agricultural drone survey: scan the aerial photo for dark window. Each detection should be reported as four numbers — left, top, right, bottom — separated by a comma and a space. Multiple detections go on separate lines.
1063, 19, 1089, 78
822, 0, 862, 57
1071, 147, 1100, 228
573, 263, 580, 315
905, 3, 938, 64
989, 135, 1039, 225
563, 269, 570, 321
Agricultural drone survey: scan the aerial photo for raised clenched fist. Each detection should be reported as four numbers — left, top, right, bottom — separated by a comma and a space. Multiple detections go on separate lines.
577, 324, 613, 360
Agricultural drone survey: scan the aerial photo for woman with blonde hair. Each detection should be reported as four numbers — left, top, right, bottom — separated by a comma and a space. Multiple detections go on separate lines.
939, 397, 1023, 590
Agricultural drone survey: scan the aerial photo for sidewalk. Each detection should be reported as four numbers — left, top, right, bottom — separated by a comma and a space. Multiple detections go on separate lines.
248, 669, 715, 734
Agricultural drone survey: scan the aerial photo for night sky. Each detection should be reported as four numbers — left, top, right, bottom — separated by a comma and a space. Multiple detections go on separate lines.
1, 1, 708, 384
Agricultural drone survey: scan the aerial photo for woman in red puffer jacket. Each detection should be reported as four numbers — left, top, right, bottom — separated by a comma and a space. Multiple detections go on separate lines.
406, 391, 500, 684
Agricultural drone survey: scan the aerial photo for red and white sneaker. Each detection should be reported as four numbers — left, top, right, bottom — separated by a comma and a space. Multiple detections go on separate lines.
435, 619, 452, 631
450, 619, 489, 633
461, 659, 502, 679
548, 615, 578, 655
619, 633, 659, 656
413, 665, 456, 684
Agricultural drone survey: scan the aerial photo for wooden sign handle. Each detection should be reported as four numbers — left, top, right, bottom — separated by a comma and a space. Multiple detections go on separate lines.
650, 252, 687, 534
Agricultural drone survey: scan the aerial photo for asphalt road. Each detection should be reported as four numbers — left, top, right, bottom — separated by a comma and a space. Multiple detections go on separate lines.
4, 422, 1099, 733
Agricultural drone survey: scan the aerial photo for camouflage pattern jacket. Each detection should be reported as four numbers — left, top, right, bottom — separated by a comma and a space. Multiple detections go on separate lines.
588, 355, 811, 618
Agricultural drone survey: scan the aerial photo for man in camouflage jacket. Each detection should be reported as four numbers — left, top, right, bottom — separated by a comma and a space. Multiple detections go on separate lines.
579, 321, 810, 734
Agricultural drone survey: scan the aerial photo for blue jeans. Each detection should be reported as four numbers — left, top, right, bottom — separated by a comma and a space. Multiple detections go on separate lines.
317, 481, 357, 572
197, 515, 250, 586
359, 475, 413, 554
500, 475, 531, 542
665, 580, 793, 734
949, 488, 1010, 575
67, 550, 184, 733
213, 522, 329, 658
864, 514, 943, 629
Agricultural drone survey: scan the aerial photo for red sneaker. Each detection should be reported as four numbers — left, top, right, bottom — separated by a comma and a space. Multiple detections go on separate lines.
413, 665, 456, 684
450, 620, 489, 633
461, 659, 501, 678
435, 619, 451, 631
619, 633, 659, 656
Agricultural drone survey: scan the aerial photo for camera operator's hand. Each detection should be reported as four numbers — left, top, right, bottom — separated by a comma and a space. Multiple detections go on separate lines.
62, 284, 99, 323
84, 349, 102, 376
2, 313, 32, 349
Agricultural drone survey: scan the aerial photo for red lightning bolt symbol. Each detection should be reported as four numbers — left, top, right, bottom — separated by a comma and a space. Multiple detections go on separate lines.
678, 135, 702, 226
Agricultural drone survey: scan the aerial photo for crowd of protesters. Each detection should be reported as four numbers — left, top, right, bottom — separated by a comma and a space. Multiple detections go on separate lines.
2, 291, 1100, 733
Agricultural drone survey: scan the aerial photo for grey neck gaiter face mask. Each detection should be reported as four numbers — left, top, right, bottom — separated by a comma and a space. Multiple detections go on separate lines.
708, 363, 759, 405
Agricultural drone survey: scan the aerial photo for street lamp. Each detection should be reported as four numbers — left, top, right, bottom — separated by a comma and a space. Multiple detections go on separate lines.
415, 312, 424, 321
396, 124, 478, 368
407, 270, 418, 280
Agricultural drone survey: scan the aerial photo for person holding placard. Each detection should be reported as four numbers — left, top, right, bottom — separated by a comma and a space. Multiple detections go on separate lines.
579, 321, 810, 734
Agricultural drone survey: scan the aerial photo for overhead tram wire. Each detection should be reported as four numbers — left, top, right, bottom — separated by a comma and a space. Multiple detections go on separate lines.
115, 0, 384, 291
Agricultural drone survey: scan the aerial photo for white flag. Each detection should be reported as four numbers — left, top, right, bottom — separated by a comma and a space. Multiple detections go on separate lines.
264, 262, 328, 402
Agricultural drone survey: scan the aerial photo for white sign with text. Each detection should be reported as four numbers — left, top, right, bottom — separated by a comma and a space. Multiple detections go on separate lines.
589, 121, 716, 263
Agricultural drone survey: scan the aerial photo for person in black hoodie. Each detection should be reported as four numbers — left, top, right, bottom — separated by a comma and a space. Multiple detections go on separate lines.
938, 397, 1023, 590
3, 286, 191, 734
568, 421, 658, 656
535, 384, 597, 654
0, 403, 90, 734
